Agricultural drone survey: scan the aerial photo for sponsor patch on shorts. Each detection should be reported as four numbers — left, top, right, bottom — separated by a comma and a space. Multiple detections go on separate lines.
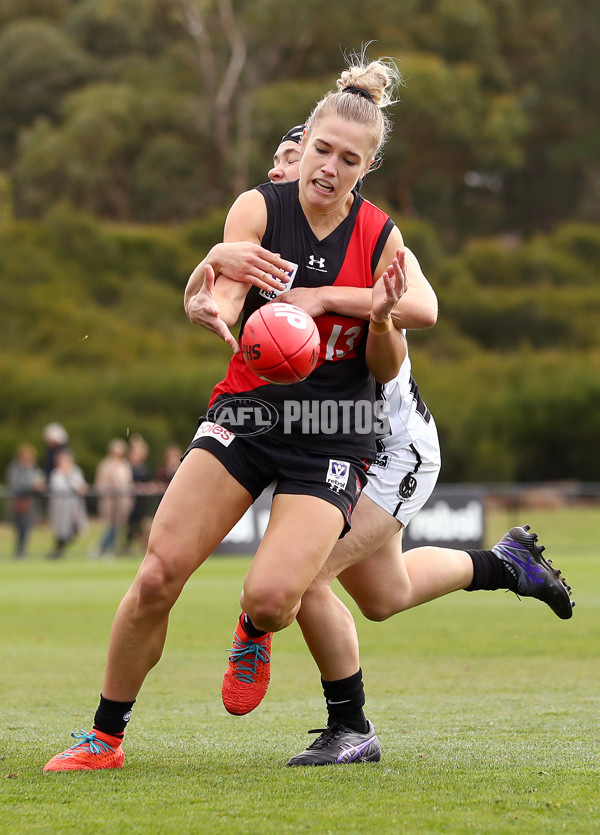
194, 421, 235, 447
374, 452, 390, 469
326, 459, 350, 493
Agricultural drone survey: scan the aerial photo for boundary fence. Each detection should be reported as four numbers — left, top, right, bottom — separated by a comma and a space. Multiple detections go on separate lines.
1, 482, 598, 558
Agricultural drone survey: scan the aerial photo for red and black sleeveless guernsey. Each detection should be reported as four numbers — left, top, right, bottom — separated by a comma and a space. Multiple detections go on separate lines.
208, 180, 395, 461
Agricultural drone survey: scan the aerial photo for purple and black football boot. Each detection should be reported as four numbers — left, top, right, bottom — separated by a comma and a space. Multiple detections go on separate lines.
492, 525, 574, 619
287, 721, 381, 767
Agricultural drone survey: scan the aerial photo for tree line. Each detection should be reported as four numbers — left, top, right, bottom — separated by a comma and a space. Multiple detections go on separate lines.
0, 0, 598, 240
0, 1, 598, 483
1, 206, 598, 483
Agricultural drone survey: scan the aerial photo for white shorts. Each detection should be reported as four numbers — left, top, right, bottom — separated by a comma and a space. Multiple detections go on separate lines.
363, 418, 441, 526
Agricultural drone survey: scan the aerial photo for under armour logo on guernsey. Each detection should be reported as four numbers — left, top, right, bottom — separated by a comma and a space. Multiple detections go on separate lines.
307, 255, 325, 270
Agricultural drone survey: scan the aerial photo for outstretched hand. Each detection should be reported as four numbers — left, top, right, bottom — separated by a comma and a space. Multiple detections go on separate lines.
371, 248, 408, 324
185, 264, 240, 353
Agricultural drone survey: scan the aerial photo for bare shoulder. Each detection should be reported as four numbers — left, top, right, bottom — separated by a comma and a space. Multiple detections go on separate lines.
224, 189, 267, 244
381, 224, 404, 259
374, 225, 404, 279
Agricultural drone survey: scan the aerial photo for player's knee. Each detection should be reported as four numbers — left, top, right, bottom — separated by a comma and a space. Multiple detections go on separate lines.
357, 596, 401, 622
134, 550, 180, 612
243, 584, 297, 632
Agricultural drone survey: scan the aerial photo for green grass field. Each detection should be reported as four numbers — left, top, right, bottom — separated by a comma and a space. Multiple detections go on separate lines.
1, 508, 598, 833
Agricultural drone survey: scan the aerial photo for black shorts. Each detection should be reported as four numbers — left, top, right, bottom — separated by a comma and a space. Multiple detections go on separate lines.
184, 420, 369, 536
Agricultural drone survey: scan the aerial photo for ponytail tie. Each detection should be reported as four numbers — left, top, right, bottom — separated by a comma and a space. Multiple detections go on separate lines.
342, 85, 374, 102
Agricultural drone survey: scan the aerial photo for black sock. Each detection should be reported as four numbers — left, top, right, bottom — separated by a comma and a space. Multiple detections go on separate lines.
322, 669, 369, 734
465, 549, 518, 592
242, 612, 267, 639
93, 694, 135, 737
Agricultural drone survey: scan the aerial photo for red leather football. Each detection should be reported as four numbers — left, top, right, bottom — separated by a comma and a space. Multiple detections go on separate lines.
241, 302, 320, 385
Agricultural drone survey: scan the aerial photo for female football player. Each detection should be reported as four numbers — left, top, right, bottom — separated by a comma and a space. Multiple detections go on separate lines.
44, 53, 409, 772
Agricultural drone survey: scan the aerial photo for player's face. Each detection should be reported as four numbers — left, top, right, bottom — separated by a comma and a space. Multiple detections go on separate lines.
268, 141, 302, 183
299, 114, 373, 210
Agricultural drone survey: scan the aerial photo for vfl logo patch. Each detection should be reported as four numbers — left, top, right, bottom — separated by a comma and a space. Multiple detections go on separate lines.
326, 459, 350, 493
193, 421, 235, 447
258, 260, 299, 300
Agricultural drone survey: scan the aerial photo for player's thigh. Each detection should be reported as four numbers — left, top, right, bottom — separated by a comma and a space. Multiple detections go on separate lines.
147, 448, 253, 580
243, 493, 345, 609
319, 492, 401, 580
338, 529, 409, 607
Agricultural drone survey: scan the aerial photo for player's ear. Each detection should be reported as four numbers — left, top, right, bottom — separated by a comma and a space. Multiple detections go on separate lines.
362, 158, 375, 178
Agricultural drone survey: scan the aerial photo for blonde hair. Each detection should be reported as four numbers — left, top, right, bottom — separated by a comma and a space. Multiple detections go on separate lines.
304, 50, 403, 170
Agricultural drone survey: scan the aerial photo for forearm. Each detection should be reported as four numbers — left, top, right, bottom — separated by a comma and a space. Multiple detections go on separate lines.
316, 258, 437, 333
318, 284, 435, 332
182, 260, 246, 353
365, 318, 407, 383
317, 285, 371, 320
212, 275, 248, 327
184, 244, 242, 320
390, 248, 438, 329
390, 290, 438, 330
184, 263, 206, 319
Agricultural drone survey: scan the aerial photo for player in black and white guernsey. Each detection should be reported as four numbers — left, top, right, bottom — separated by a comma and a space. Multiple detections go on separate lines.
43, 54, 409, 773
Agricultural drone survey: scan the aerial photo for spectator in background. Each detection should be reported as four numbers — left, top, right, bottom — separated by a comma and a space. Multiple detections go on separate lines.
5, 443, 45, 559
123, 434, 153, 555
47, 449, 88, 560
42, 423, 70, 480
155, 445, 182, 491
91, 439, 133, 560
